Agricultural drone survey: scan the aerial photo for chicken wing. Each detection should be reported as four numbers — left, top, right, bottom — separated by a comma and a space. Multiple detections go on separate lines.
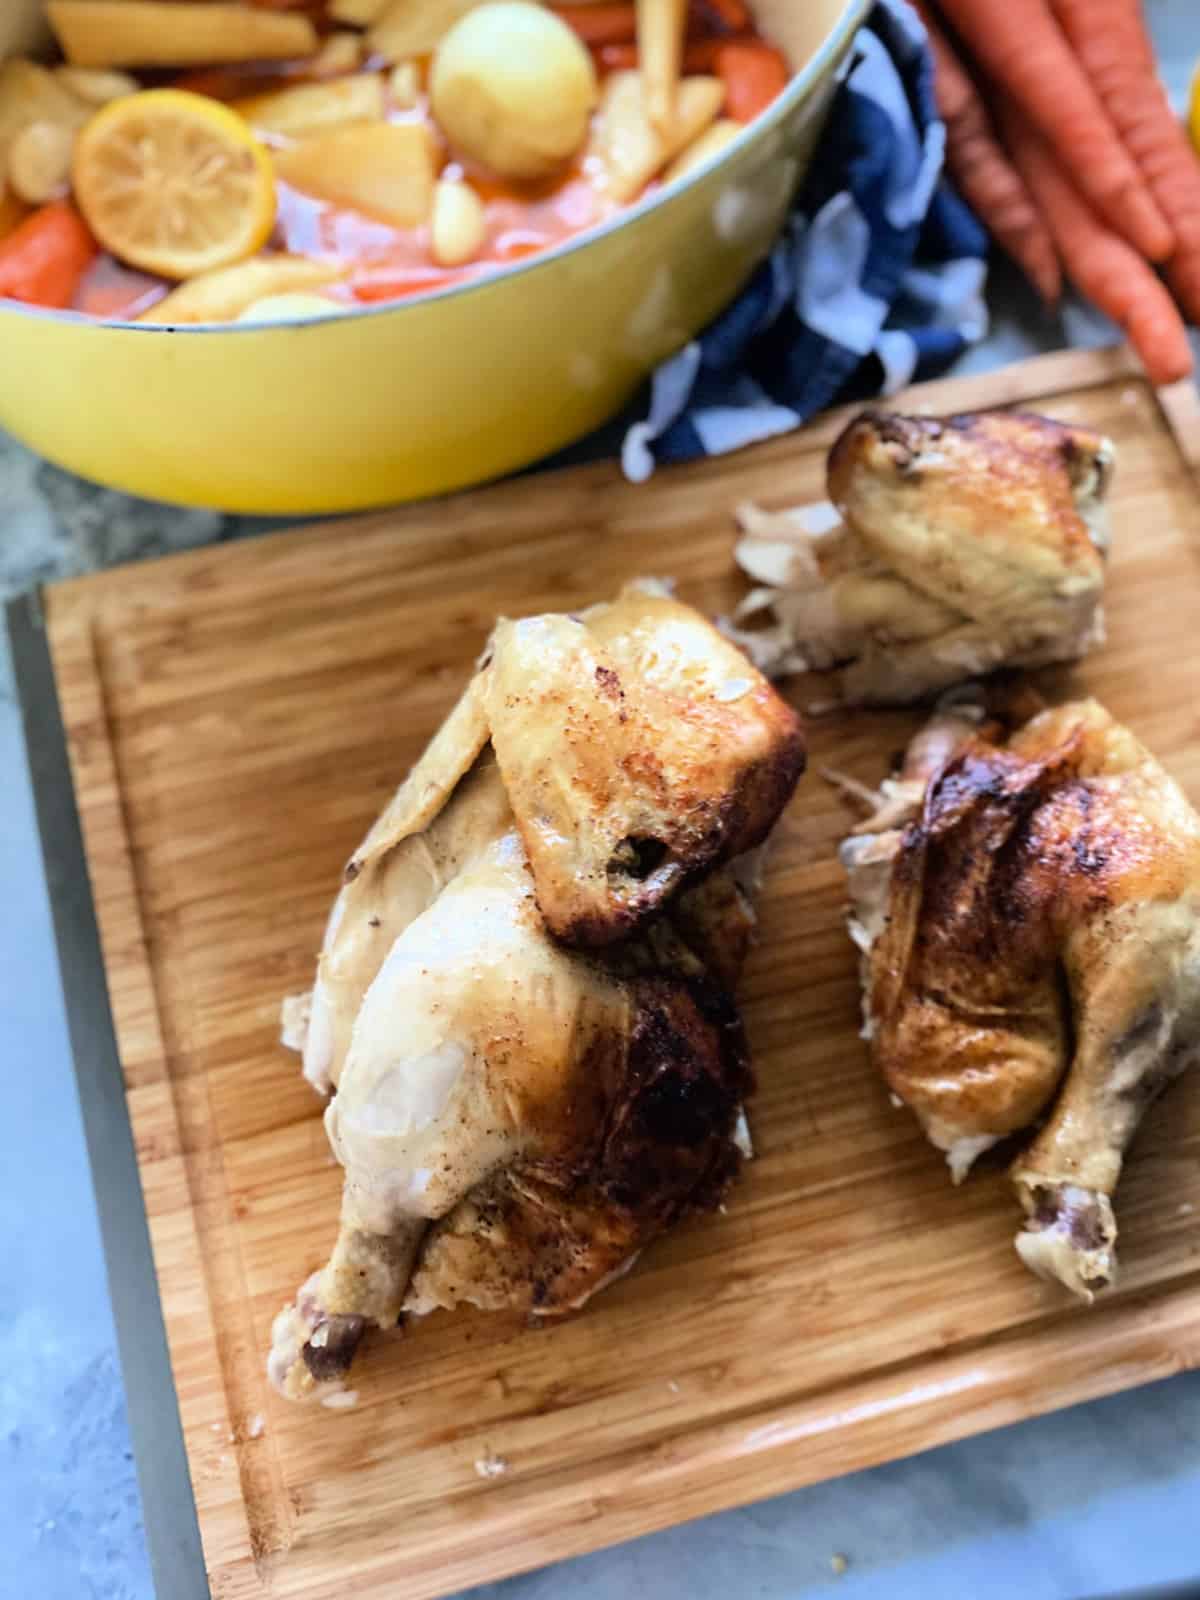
840, 695, 1200, 1299
730, 409, 1112, 704
269, 582, 804, 1402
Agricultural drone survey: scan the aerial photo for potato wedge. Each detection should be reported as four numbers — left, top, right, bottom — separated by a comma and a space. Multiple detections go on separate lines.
587, 71, 724, 202
637, 0, 686, 134
236, 75, 386, 140
310, 33, 364, 78
369, 0, 483, 63
141, 256, 345, 325
274, 122, 437, 227
662, 117, 740, 183
330, 0, 393, 23
46, 3, 318, 69
236, 291, 349, 323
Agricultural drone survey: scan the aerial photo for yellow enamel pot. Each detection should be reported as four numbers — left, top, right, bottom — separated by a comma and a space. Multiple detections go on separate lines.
0, 0, 870, 514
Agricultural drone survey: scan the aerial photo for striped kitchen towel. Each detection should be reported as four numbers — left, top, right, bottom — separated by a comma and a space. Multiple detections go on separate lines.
622, 0, 989, 482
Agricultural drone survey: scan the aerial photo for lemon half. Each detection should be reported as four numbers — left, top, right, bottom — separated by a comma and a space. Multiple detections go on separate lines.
73, 89, 276, 281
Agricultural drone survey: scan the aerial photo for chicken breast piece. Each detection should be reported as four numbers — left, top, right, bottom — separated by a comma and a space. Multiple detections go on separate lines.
730, 409, 1112, 704
270, 584, 803, 1402
839, 695, 1200, 1300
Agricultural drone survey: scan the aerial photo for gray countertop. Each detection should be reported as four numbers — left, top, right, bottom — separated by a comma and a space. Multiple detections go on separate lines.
5, 6, 1200, 1595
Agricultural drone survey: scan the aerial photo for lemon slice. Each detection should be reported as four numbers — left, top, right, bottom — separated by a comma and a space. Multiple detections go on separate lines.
72, 89, 276, 281
1191, 65, 1200, 158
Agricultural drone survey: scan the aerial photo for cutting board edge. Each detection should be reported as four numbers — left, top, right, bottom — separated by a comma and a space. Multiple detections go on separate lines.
239, 1270, 1200, 1600
41, 602, 275, 1591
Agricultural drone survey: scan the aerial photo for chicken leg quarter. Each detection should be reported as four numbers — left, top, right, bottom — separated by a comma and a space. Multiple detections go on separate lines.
841, 696, 1200, 1299
270, 582, 804, 1401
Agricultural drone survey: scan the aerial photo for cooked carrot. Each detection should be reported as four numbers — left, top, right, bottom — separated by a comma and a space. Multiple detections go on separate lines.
938, 0, 1173, 264
683, 37, 724, 71
172, 61, 310, 98
917, 4, 1059, 304
1052, 0, 1200, 323
597, 37, 725, 74
999, 96, 1192, 384
350, 266, 461, 302
0, 200, 97, 309
596, 42, 639, 71
715, 41, 788, 123
0, 189, 31, 245
552, 4, 637, 45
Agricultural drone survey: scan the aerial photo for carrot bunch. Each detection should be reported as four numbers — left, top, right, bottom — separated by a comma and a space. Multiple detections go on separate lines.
916, 0, 1200, 384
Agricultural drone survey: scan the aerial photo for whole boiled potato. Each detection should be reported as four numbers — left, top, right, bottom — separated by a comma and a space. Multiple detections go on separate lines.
430, 1, 597, 181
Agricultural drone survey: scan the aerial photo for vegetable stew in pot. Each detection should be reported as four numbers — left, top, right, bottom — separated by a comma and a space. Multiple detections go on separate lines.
0, 0, 790, 323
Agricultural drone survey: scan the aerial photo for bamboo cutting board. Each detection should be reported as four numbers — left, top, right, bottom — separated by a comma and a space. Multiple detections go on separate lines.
41, 347, 1200, 1600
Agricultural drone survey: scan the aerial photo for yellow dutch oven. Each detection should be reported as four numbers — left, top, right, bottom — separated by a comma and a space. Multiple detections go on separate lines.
0, 0, 870, 514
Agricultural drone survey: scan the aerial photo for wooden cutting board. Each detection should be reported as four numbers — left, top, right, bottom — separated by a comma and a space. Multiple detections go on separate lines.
41, 347, 1200, 1600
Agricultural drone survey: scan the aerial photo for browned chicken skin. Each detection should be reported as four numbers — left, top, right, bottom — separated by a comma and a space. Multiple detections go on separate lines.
731, 408, 1113, 703
269, 582, 804, 1403
841, 695, 1200, 1299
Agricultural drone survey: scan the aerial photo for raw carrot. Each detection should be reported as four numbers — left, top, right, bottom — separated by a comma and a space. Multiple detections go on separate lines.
551, 4, 637, 45
0, 201, 97, 309
1052, 0, 1200, 323
938, 0, 1173, 264
998, 96, 1192, 385
715, 41, 788, 123
917, 4, 1059, 304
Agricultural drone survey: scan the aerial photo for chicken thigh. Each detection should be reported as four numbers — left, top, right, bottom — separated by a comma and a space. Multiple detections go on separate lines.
730, 409, 1112, 704
840, 695, 1200, 1299
270, 582, 804, 1402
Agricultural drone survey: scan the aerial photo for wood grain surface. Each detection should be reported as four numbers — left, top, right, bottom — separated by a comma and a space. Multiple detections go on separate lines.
44, 347, 1200, 1600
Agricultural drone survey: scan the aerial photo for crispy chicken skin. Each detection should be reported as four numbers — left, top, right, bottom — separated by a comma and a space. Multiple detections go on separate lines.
840, 695, 1200, 1299
731, 409, 1113, 703
485, 595, 801, 946
269, 583, 803, 1402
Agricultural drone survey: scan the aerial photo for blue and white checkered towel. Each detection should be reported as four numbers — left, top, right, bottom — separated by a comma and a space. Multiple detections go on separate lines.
621, 0, 989, 481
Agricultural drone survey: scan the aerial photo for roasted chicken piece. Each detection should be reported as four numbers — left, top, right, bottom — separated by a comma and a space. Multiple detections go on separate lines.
730, 408, 1113, 704
270, 581, 804, 1402
840, 694, 1200, 1300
